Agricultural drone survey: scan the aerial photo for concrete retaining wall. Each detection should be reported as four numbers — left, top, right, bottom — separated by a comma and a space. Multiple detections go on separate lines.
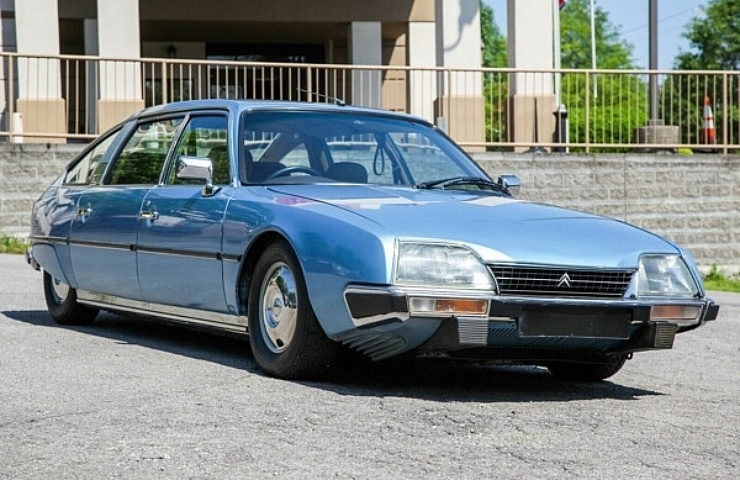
1, 145, 738, 274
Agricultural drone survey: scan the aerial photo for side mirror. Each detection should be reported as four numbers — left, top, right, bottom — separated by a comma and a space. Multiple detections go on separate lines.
177, 156, 220, 196
497, 174, 521, 197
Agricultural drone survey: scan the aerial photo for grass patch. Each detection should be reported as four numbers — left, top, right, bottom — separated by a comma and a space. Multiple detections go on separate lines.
0, 234, 28, 254
703, 265, 740, 293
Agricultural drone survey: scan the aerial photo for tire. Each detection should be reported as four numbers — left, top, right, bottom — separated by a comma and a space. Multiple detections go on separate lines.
546, 354, 628, 382
43, 271, 99, 325
247, 240, 338, 379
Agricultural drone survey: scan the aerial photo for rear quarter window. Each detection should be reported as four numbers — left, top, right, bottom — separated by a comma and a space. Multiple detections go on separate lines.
64, 128, 122, 185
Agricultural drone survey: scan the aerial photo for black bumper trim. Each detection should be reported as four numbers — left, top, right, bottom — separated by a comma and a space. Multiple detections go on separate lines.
345, 291, 408, 320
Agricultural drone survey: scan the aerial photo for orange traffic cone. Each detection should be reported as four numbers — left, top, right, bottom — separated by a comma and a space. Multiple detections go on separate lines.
702, 96, 716, 144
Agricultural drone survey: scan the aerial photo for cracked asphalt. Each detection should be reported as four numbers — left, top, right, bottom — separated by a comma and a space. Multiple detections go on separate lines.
0, 253, 738, 479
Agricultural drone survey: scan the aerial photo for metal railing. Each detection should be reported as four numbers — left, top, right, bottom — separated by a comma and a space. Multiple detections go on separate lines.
1, 52, 738, 153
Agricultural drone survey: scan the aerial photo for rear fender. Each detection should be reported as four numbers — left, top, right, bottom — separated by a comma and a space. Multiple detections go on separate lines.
30, 243, 75, 287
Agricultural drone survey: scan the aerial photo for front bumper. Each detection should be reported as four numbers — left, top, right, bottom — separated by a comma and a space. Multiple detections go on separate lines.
342, 287, 719, 361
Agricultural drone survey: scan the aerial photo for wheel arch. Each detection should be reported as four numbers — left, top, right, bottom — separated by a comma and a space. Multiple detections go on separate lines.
236, 230, 294, 316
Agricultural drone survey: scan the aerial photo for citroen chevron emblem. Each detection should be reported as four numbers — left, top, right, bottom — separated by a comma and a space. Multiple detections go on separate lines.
557, 272, 572, 288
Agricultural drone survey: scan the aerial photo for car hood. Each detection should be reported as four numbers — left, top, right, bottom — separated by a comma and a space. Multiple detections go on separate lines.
267, 184, 678, 268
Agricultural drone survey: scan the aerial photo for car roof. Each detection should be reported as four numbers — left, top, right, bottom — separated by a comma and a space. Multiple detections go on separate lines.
133, 99, 431, 126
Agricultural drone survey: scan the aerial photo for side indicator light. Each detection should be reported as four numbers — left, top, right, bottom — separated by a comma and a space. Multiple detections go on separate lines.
650, 305, 701, 321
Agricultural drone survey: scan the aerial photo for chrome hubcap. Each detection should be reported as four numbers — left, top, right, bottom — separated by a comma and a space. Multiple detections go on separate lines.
259, 262, 298, 353
50, 276, 70, 304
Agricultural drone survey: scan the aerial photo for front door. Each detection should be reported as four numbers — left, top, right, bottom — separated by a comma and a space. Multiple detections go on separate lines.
137, 114, 232, 313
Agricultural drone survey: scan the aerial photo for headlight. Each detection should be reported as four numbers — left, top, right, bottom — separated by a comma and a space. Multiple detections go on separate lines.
395, 242, 493, 290
637, 255, 699, 297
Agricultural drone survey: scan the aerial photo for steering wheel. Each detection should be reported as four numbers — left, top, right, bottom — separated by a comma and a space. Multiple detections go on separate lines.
265, 166, 322, 180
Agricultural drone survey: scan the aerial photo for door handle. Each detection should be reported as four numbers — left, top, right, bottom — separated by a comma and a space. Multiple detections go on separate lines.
75, 206, 92, 218
140, 210, 159, 222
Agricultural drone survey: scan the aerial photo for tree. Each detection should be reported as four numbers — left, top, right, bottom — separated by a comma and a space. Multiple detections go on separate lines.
675, 0, 740, 70
668, 0, 739, 147
480, 0, 644, 150
558, 0, 646, 150
480, 1, 507, 68
480, 1, 508, 145
559, 0, 636, 69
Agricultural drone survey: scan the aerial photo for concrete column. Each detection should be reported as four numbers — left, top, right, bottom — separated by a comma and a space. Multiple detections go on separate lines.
15, 0, 65, 142
407, 21, 436, 123
507, 0, 556, 151
0, 4, 15, 135
434, 0, 484, 148
96, 0, 144, 132
84, 19, 99, 134
349, 21, 382, 108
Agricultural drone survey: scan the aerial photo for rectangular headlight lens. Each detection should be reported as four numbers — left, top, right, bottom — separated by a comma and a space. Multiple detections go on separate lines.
395, 242, 493, 290
638, 255, 699, 297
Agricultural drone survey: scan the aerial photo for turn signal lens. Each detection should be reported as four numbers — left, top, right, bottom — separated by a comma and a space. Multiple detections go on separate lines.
409, 297, 489, 316
650, 305, 701, 321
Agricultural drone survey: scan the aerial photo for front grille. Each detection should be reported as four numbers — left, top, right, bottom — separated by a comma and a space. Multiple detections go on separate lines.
490, 265, 634, 298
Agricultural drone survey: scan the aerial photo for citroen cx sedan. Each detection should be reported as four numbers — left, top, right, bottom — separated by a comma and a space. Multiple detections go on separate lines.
27, 99, 719, 381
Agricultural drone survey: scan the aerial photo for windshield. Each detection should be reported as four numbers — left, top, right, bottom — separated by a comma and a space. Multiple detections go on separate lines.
239, 110, 488, 186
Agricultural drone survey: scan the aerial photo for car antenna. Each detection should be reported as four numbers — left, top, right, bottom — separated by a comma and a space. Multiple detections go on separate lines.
298, 89, 345, 106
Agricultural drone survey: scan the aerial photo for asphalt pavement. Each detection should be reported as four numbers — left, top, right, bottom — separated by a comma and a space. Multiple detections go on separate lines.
0, 253, 738, 479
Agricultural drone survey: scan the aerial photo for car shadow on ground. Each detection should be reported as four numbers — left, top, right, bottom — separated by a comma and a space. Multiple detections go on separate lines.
3, 309, 255, 372
315, 356, 662, 403
3, 309, 662, 403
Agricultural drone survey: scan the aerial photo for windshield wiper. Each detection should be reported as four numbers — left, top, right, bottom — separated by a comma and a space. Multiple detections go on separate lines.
415, 176, 506, 192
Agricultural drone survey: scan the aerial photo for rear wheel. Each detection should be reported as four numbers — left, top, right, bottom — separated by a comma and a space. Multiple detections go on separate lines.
546, 355, 628, 382
43, 271, 99, 325
247, 241, 337, 379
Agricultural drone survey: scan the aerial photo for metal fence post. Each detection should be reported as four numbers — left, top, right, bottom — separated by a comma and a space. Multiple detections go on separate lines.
7, 54, 14, 143
722, 71, 728, 155
585, 70, 591, 153
161, 61, 168, 104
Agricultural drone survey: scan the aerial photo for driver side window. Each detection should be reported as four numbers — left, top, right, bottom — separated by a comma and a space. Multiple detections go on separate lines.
167, 115, 230, 185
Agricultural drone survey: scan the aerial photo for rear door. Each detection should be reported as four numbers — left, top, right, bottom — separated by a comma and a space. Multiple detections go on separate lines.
69, 116, 184, 300
31, 125, 126, 286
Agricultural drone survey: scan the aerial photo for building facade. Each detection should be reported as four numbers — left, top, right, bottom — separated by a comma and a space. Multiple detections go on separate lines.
0, 0, 498, 143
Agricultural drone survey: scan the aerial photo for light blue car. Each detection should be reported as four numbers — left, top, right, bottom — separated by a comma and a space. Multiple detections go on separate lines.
27, 100, 719, 381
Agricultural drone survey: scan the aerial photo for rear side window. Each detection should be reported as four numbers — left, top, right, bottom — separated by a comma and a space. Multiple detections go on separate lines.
106, 117, 183, 185
64, 128, 121, 185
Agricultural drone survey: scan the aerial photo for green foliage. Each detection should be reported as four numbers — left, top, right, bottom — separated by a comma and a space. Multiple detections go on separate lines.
660, 73, 734, 146
557, 0, 641, 151
561, 72, 648, 151
703, 264, 740, 292
0, 235, 28, 254
483, 71, 509, 148
671, 0, 740, 146
481, 1, 508, 146
559, 0, 636, 69
480, 1, 507, 68
675, 0, 740, 70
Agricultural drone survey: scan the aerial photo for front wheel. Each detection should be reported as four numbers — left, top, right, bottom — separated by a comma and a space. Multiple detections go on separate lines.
43, 271, 99, 325
546, 355, 628, 382
247, 241, 338, 379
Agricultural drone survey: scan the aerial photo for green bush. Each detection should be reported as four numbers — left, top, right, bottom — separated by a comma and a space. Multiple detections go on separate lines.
0, 235, 28, 254
703, 265, 740, 293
